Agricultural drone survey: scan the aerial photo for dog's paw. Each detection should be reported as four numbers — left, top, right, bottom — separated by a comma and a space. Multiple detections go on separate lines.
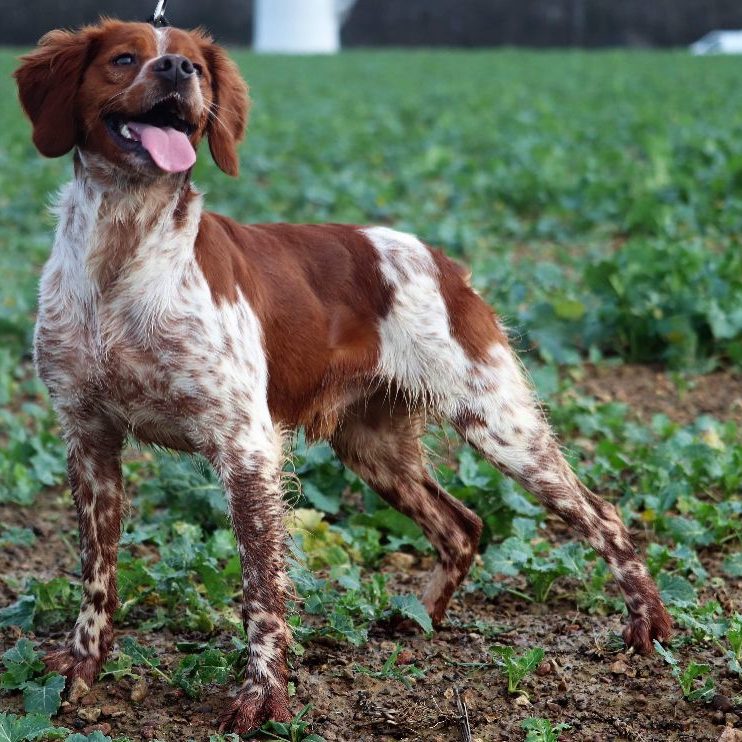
622, 602, 673, 654
217, 686, 292, 734
44, 647, 102, 689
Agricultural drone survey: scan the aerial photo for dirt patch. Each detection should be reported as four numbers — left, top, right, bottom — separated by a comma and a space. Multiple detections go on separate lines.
2, 369, 741, 741
2, 502, 740, 741
577, 364, 742, 427
1, 579, 739, 742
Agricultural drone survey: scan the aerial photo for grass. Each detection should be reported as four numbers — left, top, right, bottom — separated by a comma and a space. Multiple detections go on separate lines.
0, 46, 741, 741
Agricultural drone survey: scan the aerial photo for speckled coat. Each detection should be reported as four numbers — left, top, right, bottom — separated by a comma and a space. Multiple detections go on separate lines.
14, 19, 672, 734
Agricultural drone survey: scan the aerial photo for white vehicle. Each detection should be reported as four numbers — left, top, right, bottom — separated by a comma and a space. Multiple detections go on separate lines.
691, 30, 742, 55
254, 0, 358, 54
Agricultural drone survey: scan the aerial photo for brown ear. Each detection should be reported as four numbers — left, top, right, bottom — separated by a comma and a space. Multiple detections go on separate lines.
14, 29, 96, 158
202, 42, 250, 176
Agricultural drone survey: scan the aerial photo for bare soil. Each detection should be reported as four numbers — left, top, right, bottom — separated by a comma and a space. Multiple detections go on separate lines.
577, 364, 742, 428
1, 365, 741, 742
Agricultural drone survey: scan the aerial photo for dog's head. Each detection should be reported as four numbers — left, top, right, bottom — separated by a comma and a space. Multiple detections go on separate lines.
14, 19, 249, 178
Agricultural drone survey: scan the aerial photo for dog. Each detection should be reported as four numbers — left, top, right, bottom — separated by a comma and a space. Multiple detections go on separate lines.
13, 19, 672, 733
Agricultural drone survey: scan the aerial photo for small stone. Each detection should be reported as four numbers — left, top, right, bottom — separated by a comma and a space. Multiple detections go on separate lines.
100, 704, 125, 718
130, 677, 148, 703
141, 725, 157, 740
83, 723, 111, 736
80, 693, 98, 707
719, 728, 742, 742
59, 701, 72, 713
713, 712, 726, 725
396, 650, 414, 665
610, 659, 629, 674
68, 677, 90, 705
383, 552, 416, 570
536, 660, 552, 676
712, 694, 734, 713
513, 694, 531, 707
77, 707, 101, 723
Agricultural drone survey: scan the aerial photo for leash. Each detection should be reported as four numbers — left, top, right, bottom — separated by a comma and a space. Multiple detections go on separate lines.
148, 0, 170, 27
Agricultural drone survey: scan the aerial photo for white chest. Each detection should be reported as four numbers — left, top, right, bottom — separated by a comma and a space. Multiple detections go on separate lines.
34, 180, 267, 448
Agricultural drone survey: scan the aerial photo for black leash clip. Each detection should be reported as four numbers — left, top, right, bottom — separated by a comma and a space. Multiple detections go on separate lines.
148, 0, 170, 27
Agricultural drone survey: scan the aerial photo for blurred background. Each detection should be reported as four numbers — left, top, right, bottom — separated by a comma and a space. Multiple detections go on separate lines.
3, 0, 742, 47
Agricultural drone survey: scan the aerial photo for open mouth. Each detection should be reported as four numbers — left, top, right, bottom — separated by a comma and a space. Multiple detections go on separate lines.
105, 97, 198, 173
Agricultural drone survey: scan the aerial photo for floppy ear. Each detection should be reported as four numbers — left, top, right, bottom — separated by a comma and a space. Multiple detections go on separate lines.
14, 29, 96, 158
202, 42, 250, 176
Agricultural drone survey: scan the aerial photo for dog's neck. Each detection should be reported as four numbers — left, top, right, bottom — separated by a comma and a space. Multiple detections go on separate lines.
73, 149, 195, 221
54, 151, 202, 292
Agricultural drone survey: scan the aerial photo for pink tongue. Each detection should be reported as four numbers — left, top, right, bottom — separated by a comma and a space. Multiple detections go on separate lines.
128, 123, 196, 173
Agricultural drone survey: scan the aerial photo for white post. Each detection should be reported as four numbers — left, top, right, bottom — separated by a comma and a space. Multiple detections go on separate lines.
254, 0, 358, 54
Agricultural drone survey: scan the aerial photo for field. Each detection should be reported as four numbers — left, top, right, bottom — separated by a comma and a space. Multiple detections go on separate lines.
1, 46, 742, 742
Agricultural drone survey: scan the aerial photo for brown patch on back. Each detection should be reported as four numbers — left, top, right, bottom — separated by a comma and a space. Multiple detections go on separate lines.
195, 217, 394, 437
429, 248, 507, 361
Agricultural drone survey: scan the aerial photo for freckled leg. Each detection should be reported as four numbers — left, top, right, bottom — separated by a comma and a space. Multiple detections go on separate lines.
205, 425, 292, 734
448, 343, 672, 653
331, 394, 483, 626
45, 418, 125, 686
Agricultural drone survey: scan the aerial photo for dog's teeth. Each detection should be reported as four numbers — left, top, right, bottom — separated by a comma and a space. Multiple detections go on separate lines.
120, 124, 133, 139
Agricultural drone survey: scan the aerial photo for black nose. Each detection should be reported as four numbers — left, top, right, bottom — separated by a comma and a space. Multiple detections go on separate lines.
153, 54, 195, 86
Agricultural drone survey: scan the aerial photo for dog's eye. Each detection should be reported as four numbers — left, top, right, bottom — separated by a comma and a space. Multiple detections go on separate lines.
113, 53, 136, 66
193, 63, 204, 77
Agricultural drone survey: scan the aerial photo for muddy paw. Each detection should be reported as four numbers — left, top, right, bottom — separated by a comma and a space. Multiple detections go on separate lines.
623, 603, 673, 654
44, 647, 103, 689
218, 687, 292, 734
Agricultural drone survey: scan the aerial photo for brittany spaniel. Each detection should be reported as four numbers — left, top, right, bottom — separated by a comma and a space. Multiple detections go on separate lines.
13, 19, 672, 733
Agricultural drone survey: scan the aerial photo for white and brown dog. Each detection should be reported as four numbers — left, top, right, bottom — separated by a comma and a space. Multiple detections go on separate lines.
14, 19, 672, 733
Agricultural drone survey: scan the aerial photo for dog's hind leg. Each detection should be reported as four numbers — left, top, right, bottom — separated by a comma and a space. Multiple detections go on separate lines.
363, 226, 671, 652
331, 394, 482, 626
44, 413, 125, 687
445, 342, 673, 653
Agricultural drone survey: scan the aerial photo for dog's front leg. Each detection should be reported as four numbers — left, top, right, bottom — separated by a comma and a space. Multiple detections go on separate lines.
205, 422, 292, 733
45, 416, 125, 688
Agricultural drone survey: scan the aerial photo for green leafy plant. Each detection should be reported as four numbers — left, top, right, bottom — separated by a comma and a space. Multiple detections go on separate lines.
0, 713, 69, 742
354, 644, 426, 689
0, 578, 80, 631
248, 705, 325, 742
0, 639, 66, 716
490, 645, 545, 696
171, 648, 234, 698
102, 636, 242, 700
522, 717, 571, 742
654, 641, 715, 703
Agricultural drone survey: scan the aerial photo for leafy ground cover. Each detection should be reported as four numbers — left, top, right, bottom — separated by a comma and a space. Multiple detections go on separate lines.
0, 47, 741, 741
